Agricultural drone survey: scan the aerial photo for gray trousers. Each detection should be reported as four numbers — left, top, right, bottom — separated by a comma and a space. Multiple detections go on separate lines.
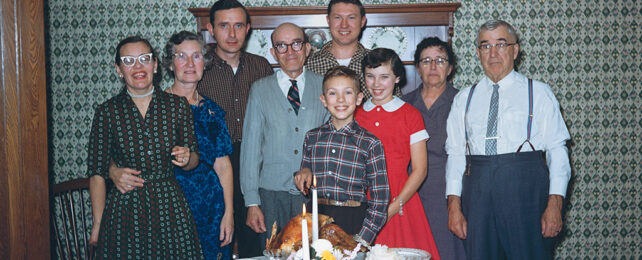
462, 151, 553, 260
258, 189, 308, 250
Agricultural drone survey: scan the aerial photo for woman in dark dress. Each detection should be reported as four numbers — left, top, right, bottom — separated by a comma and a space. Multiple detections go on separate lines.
108, 31, 235, 260
402, 37, 466, 260
88, 36, 203, 259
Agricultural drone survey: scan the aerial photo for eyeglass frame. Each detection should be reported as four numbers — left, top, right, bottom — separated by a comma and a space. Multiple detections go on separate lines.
172, 51, 205, 64
120, 53, 154, 67
477, 42, 517, 53
419, 57, 449, 67
272, 40, 305, 54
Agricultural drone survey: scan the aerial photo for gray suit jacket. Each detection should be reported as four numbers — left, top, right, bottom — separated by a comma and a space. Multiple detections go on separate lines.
240, 70, 329, 206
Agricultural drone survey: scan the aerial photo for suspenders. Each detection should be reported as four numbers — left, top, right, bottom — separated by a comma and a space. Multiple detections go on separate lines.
463, 79, 535, 175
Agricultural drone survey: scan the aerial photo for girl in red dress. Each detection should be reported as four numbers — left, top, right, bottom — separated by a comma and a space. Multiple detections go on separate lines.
355, 48, 440, 259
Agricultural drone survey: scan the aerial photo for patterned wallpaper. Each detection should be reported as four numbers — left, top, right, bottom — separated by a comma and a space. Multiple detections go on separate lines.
45, 0, 640, 258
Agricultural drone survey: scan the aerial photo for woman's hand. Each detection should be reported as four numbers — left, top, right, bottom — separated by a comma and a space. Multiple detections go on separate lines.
109, 162, 143, 194
89, 222, 100, 246
219, 212, 234, 247
386, 198, 401, 224
171, 146, 191, 167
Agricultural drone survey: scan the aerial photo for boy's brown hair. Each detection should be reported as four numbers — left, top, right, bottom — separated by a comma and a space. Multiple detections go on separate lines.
322, 66, 361, 94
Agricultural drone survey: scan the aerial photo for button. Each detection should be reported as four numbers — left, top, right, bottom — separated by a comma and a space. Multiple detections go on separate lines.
147, 151, 152, 155
301, 106, 305, 110
375, 122, 380, 126
294, 149, 298, 155
236, 118, 241, 122
376, 107, 380, 112
288, 108, 293, 112
326, 193, 330, 198
295, 127, 299, 132
235, 98, 239, 102
328, 171, 333, 175
331, 149, 336, 153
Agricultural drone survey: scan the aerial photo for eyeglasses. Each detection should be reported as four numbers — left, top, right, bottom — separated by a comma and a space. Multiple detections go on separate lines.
477, 43, 516, 53
273, 40, 304, 54
120, 53, 154, 67
173, 52, 204, 64
419, 57, 449, 67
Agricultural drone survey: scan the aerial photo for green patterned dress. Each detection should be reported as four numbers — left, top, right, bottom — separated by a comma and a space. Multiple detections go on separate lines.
87, 88, 203, 259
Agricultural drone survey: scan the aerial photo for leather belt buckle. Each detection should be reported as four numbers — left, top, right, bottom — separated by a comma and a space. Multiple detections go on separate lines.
317, 198, 361, 207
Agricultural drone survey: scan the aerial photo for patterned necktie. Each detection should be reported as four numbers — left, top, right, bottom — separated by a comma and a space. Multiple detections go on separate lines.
287, 79, 300, 115
485, 83, 499, 155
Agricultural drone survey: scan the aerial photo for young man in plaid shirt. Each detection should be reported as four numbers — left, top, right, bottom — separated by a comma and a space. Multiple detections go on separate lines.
294, 66, 390, 245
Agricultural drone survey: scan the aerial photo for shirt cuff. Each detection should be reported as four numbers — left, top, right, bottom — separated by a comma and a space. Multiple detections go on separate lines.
410, 129, 429, 145
244, 192, 261, 207
246, 204, 259, 207
548, 177, 568, 198
445, 179, 462, 198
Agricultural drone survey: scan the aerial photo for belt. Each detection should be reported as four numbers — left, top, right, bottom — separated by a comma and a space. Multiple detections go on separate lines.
317, 198, 361, 207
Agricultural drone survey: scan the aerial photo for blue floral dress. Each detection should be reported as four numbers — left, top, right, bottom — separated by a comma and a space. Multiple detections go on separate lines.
175, 97, 233, 260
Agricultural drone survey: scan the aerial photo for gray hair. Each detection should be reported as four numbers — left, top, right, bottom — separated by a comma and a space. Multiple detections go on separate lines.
477, 20, 519, 43
162, 31, 211, 77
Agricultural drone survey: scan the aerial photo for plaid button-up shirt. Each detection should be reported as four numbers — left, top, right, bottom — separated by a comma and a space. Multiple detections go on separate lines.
306, 42, 371, 98
301, 120, 390, 244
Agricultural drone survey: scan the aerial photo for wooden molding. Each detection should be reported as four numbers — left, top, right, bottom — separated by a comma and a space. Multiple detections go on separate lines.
189, 3, 460, 39
0, 0, 50, 258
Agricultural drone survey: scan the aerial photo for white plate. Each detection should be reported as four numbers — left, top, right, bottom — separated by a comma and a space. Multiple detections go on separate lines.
392, 248, 431, 260
367, 27, 408, 56
245, 29, 269, 57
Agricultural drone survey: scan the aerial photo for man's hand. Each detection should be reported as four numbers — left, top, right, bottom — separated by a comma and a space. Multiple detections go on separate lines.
108, 164, 143, 194
246, 206, 267, 233
541, 195, 563, 238
447, 195, 467, 239
294, 168, 313, 195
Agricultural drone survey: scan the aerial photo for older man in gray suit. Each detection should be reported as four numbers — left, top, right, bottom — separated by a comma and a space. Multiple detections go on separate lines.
240, 23, 329, 249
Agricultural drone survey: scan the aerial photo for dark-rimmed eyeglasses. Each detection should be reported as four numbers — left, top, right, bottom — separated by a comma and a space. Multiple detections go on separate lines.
419, 57, 449, 67
273, 40, 304, 54
120, 53, 153, 67
477, 43, 516, 53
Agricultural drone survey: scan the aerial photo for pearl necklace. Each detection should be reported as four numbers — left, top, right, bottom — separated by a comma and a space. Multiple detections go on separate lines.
127, 88, 154, 98
169, 86, 200, 105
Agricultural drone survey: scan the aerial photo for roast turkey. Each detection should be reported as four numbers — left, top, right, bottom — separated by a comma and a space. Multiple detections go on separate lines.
265, 213, 365, 255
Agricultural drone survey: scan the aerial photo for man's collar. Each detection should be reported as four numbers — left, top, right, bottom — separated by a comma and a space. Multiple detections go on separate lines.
362, 96, 404, 112
207, 45, 245, 66
318, 41, 368, 59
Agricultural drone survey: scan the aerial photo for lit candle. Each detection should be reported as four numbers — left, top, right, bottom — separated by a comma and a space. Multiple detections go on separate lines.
311, 175, 319, 242
301, 204, 310, 260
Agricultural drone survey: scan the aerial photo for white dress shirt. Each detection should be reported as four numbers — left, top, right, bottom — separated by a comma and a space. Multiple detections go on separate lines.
276, 68, 306, 98
445, 70, 571, 198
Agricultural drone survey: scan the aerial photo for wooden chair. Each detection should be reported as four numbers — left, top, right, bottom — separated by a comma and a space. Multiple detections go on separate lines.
51, 178, 95, 260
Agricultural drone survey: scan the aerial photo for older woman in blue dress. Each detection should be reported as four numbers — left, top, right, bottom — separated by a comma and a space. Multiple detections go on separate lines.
402, 37, 466, 260
108, 31, 235, 260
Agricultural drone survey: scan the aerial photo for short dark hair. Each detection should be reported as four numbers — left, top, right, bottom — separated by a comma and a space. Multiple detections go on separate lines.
322, 66, 361, 94
327, 0, 365, 17
162, 31, 210, 78
362, 48, 406, 90
414, 37, 457, 81
209, 0, 250, 26
114, 36, 161, 86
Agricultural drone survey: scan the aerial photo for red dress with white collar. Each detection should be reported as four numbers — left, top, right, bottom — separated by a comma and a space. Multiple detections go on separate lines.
355, 97, 440, 259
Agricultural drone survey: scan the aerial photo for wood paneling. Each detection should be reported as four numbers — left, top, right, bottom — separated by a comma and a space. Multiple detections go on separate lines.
0, 0, 50, 258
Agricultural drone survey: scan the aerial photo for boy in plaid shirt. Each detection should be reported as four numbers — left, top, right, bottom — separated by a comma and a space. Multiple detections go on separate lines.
294, 66, 390, 245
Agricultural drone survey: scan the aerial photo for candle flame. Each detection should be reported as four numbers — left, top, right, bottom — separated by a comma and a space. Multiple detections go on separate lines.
313, 175, 317, 187
302, 203, 306, 215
